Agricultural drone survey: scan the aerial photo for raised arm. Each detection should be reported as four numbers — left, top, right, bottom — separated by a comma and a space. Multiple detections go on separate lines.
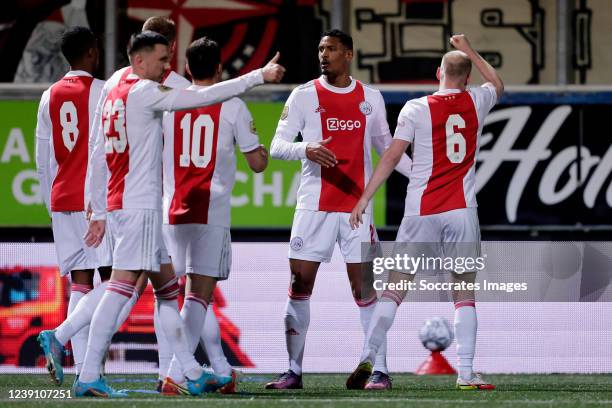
450, 34, 504, 99
152, 53, 285, 112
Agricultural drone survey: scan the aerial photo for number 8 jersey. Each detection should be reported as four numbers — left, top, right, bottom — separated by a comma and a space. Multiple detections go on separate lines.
394, 84, 498, 216
36, 70, 104, 212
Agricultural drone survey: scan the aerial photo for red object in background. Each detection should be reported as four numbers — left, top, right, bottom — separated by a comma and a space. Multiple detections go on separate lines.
0, 266, 253, 368
415, 351, 457, 375
0, 266, 66, 367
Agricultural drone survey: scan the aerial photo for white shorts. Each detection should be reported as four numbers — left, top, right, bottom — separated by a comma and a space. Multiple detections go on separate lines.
107, 209, 170, 272
96, 224, 114, 268
394, 207, 481, 263
162, 224, 231, 280
289, 209, 379, 263
51, 211, 97, 275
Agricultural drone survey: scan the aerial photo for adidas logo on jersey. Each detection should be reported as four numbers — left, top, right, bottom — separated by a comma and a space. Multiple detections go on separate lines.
315, 105, 326, 113
326, 118, 362, 131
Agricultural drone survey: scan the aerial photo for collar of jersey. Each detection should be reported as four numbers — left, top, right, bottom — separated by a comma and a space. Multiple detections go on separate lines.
65, 70, 92, 78
318, 75, 356, 94
433, 88, 463, 95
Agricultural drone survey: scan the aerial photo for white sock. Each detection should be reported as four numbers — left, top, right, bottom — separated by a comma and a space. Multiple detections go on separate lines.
357, 297, 388, 374
154, 301, 172, 380
285, 297, 310, 376
55, 281, 108, 345
67, 283, 93, 375
167, 293, 208, 383
154, 279, 201, 381
454, 302, 477, 381
359, 294, 400, 364
201, 305, 232, 377
114, 290, 140, 332
79, 280, 135, 383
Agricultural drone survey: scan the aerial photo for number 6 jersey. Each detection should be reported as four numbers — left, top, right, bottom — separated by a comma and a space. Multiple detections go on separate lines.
35, 70, 105, 213
394, 83, 498, 216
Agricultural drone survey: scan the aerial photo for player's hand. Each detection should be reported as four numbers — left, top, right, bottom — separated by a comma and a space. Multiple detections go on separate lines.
84, 219, 106, 248
449, 34, 473, 53
306, 137, 337, 168
257, 144, 269, 159
262, 52, 286, 83
349, 198, 369, 230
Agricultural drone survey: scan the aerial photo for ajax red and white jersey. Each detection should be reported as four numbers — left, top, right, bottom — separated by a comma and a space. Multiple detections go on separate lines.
88, 67, 263, 219
271, 77, 391, 214
162, 86, 259, 227
36, 70, 104, 212
394, 84, 498, 216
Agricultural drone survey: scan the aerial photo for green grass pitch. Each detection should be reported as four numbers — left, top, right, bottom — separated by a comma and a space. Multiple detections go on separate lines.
1, 373, 611, 407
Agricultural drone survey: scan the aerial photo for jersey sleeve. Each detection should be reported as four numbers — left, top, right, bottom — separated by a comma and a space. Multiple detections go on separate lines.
370, 91, 393, 154
370, 91, 392, 139
369, 92, 412, 178
145, 69, 264, 112
232, 100, 260, 153
88, 84, 109, 220
394, 101, 418, 143
270, 87, 309, 160
35, 89, 52, 215
84, 79, 105, 209
469, 83, 498, 120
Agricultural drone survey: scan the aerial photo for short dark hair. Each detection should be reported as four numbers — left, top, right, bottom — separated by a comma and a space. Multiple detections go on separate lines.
186, 37, 221, 80
142, 16, 176, 43
321, 29, 353, 50
127, 31, 169, 56
61, 26, 97, 65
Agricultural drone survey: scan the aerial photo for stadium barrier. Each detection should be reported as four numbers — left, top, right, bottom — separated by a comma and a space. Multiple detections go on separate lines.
0, 85, 611, 231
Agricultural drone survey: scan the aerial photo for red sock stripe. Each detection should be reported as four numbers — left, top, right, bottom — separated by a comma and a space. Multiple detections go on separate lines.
107, 281, 135, 298
71, 283, 93, 294
111, 280, 137, 292
185, 292, 209, 309
157, 277, 178, 292
154, 279, 179, 300
381, 290, 402, 306
454, 300, 476, 309
355, 293, 377, 308
288, 289, 311, 300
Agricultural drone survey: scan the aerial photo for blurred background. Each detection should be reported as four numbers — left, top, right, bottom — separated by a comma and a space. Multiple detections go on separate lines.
0, 0, 610, 375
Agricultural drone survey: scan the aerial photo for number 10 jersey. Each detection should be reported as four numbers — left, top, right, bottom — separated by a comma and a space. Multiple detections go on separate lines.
162, 86, 259, 227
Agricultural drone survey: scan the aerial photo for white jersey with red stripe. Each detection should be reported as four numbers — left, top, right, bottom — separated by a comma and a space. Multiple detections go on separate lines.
394, 83, 498, 216
162, 86, 259, 227
36, 70, 104, 213
88, 67, 264, 220
271, 76, 411, 214
84, 68, 189, 209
